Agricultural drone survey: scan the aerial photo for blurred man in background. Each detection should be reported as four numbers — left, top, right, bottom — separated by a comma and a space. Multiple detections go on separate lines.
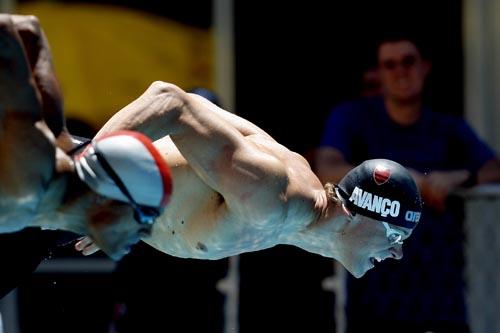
316, 34, 500, 333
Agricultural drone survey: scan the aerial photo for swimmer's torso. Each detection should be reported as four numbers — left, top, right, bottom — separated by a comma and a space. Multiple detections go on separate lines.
144, 135, 321, 260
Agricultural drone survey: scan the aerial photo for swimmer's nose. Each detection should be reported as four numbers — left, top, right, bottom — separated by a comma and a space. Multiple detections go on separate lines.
390, 244, 403, 260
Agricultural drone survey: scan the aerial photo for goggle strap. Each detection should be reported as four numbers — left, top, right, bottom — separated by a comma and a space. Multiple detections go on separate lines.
93, 145, 159, 225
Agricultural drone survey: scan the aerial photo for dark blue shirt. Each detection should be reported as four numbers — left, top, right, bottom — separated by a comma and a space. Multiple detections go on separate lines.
320, 96, 496, 332
321, 96, 494, 173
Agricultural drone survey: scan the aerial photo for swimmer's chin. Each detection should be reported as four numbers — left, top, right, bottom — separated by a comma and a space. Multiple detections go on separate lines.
350, 271, 363, 279
348, 266, 373, 279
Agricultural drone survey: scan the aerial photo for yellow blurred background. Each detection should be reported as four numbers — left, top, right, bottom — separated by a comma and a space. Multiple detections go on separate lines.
18, 2, 214, 128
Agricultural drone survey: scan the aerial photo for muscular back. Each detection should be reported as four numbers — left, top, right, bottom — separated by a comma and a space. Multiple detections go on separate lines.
143, 116, 322, 260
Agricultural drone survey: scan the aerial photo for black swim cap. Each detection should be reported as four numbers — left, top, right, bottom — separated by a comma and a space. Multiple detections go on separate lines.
335, 159, 422, 229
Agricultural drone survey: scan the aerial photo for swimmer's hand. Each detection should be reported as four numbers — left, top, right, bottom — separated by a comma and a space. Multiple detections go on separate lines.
75, 236, 101, 256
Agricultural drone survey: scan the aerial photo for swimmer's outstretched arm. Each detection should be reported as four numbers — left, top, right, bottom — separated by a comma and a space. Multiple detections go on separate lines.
0, 14, 42, 119
97, 82, 273, 141
0, 14, 74, 178
98, 81, 289, 217
0, 15, 72, 149
11, 15, 65, 138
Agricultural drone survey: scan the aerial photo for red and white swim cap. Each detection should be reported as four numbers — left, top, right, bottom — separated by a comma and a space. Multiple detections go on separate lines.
74, 130, 172, 222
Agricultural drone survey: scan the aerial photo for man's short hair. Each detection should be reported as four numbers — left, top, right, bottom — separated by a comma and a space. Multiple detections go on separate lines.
374, 32, 431, 61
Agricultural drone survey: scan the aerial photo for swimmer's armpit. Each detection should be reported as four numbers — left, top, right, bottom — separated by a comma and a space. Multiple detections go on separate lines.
75, 236, 100, 256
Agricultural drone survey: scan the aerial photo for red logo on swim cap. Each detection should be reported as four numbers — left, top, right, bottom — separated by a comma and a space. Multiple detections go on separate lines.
373, 165, 391, 185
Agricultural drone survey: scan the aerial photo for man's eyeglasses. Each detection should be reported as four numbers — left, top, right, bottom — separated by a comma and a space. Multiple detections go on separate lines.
380, 55, 417, 71
335, 187, 404, 246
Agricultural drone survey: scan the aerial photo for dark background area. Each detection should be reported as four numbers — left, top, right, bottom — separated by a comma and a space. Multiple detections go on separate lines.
234, 1, 463, 156
11, 1, 463, 332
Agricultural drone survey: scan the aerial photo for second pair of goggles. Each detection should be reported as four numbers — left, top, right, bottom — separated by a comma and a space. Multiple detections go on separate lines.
72, 130, 173, 225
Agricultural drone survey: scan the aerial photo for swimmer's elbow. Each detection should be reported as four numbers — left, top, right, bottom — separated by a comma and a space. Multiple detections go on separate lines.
147, 81, 184, 96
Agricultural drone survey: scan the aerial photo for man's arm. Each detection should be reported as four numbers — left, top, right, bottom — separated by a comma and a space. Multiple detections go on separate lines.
0, 14, 73, 174
315, 146, 354, 184
0, 14, 58, 201
0, 14, 41, 118
10, 16, 63, 135
409, 159, 500, 211
96, 83, 274, 141
7, 15, 73, 152
410, 168, 469, 212
98, 81, 289, 216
